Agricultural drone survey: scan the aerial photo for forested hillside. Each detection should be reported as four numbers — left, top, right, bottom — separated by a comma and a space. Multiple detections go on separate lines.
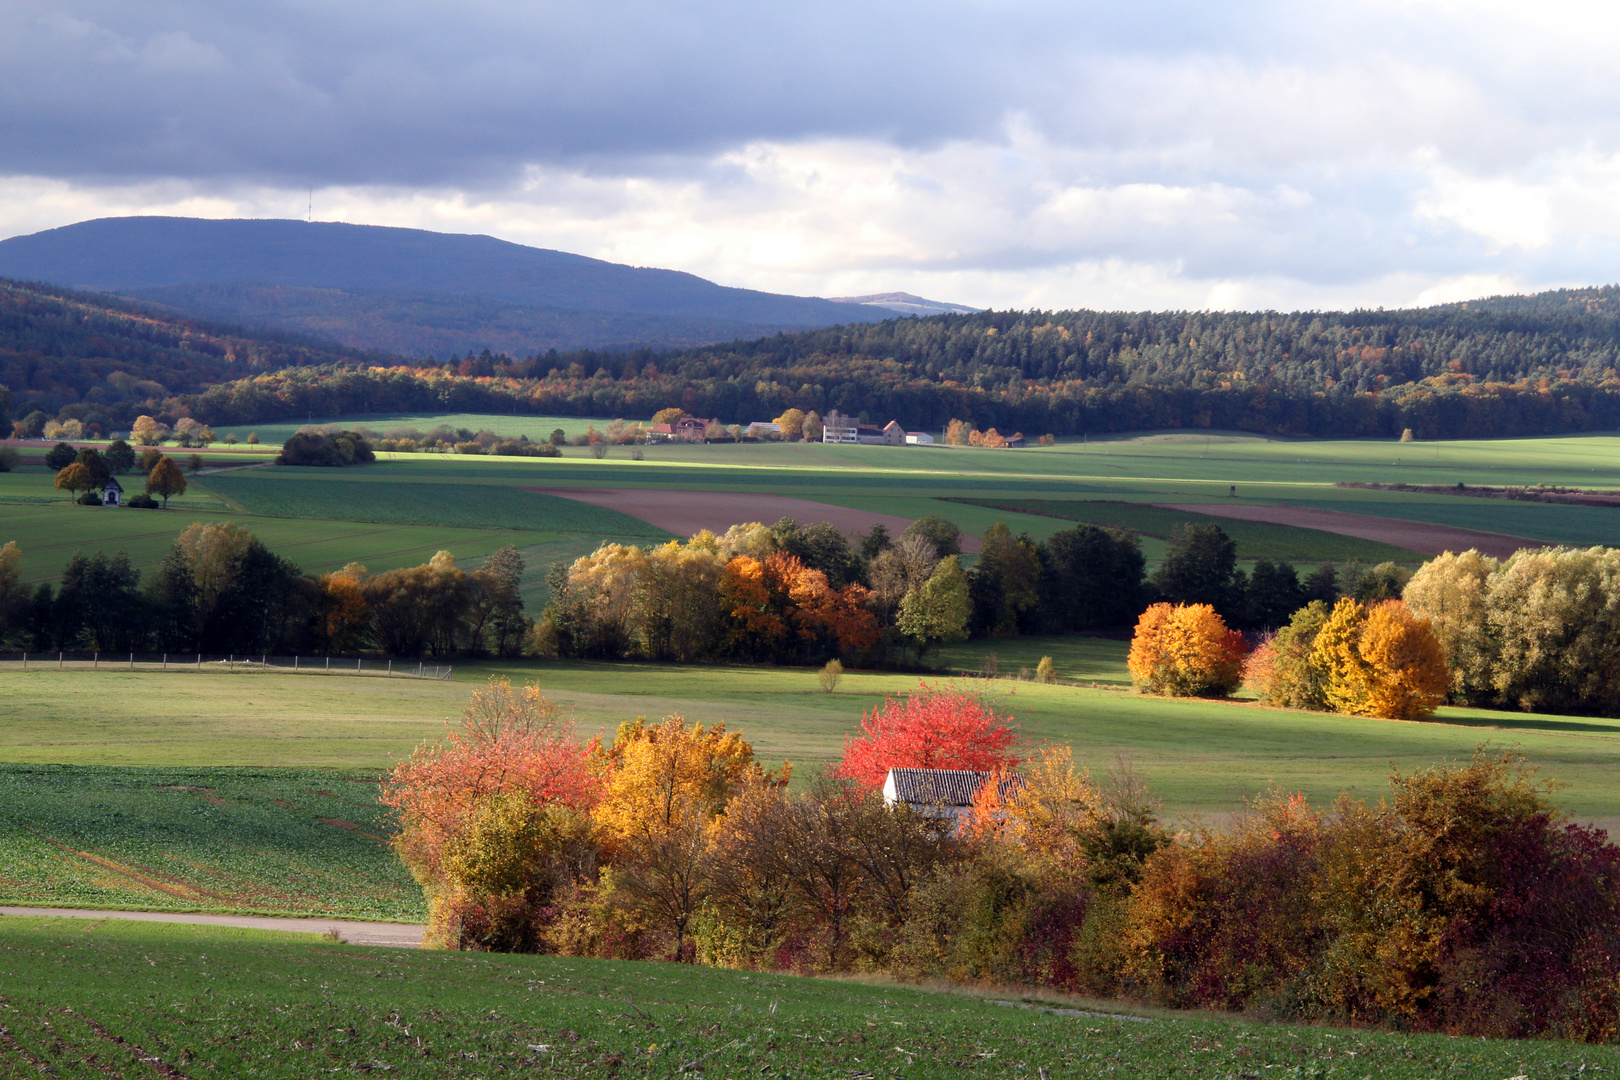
0, 277, 381, 435
11, 276, 1620, 440
178, 288, 1620, 439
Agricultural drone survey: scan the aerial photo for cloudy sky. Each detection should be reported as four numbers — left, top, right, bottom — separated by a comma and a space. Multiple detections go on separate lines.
3, 0, 1619, 311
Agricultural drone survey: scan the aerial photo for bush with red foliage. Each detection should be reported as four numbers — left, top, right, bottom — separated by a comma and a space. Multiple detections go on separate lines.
831, 682, 1021, 790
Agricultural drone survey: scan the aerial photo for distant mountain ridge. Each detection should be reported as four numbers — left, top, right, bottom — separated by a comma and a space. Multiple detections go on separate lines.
827, 292, 982, 317
0, 216, 975, 355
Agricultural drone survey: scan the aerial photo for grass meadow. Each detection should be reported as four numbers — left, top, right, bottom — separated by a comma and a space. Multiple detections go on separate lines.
0, 917, 1612, 1079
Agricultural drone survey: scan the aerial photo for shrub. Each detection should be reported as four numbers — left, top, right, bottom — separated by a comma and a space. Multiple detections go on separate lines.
818, 658, 843, 693
1246, 600, 1332, 709
1035, 656, 1056, 683
76, 490, 103, 506
125, 493, 160, 509
0, 446, 17, 473
1127, 602, 1246, 697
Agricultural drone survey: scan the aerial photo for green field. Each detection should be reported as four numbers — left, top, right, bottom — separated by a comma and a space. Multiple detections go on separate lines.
7, 662, 1620, 828
0, 765, 420, 920
0, 918, 1610, 1079
210, 412, 618, 445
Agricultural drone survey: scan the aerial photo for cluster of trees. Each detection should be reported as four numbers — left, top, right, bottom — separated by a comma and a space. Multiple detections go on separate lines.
0, 530, 530, 657
384, 679, 1620, 1042
534, 515, 1160, 666
46, 443, 189, 507
276, 429, 375, 467
1404, 546, 1620, 716
1245, 598, 1451, 720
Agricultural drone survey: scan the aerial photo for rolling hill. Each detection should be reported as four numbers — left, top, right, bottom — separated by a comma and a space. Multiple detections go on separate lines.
0, 217, 902, 355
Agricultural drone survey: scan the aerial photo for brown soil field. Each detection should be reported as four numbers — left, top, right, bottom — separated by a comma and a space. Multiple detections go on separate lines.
1156, 502, 1546, 560
528, 487, 982, 552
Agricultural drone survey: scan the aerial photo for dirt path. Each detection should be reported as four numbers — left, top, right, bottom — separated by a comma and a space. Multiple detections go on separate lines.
1156, 503, 1546, 560
0, 907, 423, 947
528, 487, 983, 552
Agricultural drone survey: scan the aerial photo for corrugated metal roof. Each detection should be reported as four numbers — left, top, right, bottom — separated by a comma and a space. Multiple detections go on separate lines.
884, 768, 1025, 807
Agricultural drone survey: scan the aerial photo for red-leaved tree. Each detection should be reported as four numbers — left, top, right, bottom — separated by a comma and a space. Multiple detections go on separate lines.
832, 681, 1021, 790
379, 678, 602, 889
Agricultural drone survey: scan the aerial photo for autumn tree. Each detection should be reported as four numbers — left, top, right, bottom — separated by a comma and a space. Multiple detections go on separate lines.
130, 415, 168, 446
1402, 549, 1499, 703
801, 410, 824, 441
53, 462, 92, 502
833, 682, 1020, 790
1246, 600, 1333, 709
1483, 546, 1620, 714
594, 716, 779, 959
650, 407, 686, 426
145, 455, 187, 506
1127, 602, 1247, 697
773, 408, 806, 441
1355, 601, 1450, 720
379, 679, 599, 949
317, 563, 370, 653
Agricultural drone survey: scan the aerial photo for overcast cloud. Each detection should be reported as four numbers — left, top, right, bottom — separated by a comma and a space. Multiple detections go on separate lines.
3, 0, 1619, 310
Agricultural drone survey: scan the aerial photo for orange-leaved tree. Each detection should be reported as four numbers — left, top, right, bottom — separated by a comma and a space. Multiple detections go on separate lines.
833, 681, 1020, 790
317, 562, 370, 653
592, 716, 782, 959
379, 678, 600, 947
1314, 598, 1449, 720
1128, 602, 1247, 697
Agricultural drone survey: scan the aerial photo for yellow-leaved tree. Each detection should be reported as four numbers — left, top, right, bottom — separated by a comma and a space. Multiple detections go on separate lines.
593, 716, 785, 959
1313, 598, 1449, 720
1127, 602, 1246, 697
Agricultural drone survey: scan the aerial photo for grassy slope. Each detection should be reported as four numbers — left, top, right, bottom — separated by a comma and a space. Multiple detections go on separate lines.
0, 919, 1610, 1079
6, 663, 1620, 826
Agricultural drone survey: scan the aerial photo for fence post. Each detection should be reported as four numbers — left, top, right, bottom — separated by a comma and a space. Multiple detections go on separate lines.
163, 654, 167, 670
129, 652, 133, 670
197, 653, 201, 669
94, 652, 98, 669
21, 653, 25, 669
294, 655, 299, 670
356, 658, 361, 673
387, 659, 392, 676
325, 655, 329, 671
262, 654, 266, 666
59, 652, 63, 669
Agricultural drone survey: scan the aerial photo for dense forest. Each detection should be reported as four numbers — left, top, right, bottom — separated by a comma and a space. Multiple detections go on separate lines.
10, 275, 1620, 439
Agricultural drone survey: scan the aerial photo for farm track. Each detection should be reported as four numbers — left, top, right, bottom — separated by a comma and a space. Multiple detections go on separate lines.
0, 907, 424, 947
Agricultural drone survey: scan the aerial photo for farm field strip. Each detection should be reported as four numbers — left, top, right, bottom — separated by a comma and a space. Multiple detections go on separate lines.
8, 663, 1620, 822
0, 765, 422, 921
0, 918, 1609, 1080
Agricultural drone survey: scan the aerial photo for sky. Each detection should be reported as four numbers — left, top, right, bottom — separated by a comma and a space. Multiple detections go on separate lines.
3, 0, 1620, 312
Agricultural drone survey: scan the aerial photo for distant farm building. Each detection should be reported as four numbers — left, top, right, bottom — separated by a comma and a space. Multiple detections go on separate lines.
744, 421, 782, 439
881, 767, 1026, 826
648, 417, 716, 443
822, 411, 907, 446
905, 431, 934, 445
102, 477, 123, 505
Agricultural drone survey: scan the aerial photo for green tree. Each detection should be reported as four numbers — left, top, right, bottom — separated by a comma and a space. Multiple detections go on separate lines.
44, 442, 78, 470
970, 523, 1042, 636
1152, 523, 1240, 617
75, 447, 111, 490
104, 439, 136, 474
902, 515, 962, 559
897, 555, 971, 660
145, 456, 187, 507
1039, 523, 1146, 632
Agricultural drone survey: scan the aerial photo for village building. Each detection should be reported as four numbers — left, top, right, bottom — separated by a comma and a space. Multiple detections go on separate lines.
101, 476, 123, 506
647, 417, 717, 443
905, 431, 934, 445
744, 421, 782, 439
881, 767, 1026, 827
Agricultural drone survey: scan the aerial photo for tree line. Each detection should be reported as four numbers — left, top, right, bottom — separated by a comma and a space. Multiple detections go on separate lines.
384, 678, 1620, 1043
0, 530, 530, 657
